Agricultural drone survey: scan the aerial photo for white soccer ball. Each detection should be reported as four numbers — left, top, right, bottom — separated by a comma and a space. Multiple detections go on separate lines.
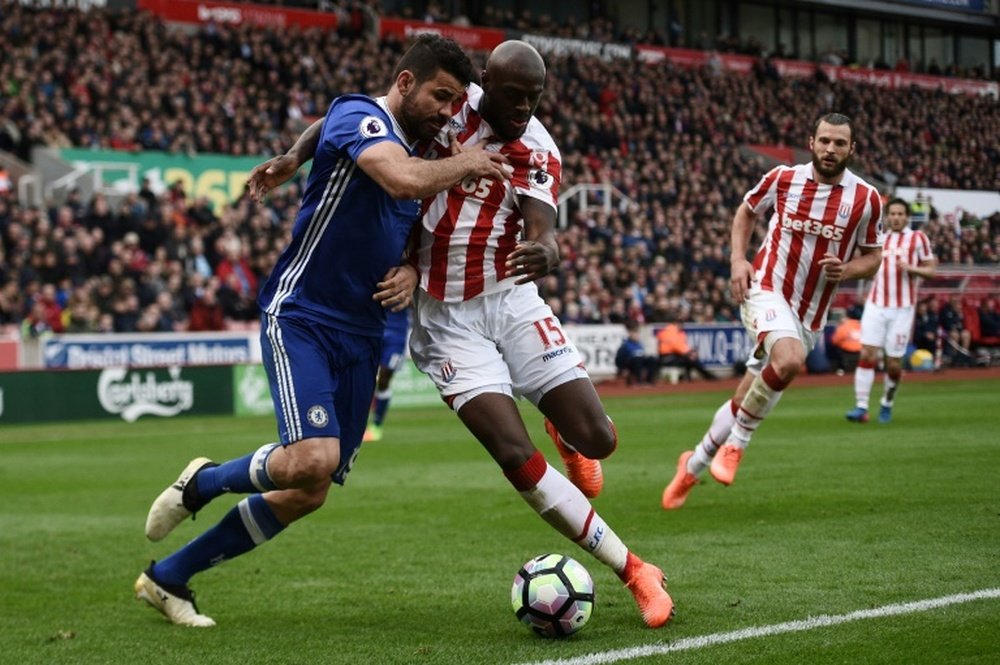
511, 553, 595, 638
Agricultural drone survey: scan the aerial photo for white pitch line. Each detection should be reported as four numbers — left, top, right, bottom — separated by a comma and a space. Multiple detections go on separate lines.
515, 588, 1000, 665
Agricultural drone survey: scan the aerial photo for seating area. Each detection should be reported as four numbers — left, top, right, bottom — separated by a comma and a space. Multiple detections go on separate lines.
0, 3, 998, 337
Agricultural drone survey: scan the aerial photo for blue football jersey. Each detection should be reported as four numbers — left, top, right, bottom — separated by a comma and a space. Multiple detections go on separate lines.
258, 95, 419, 336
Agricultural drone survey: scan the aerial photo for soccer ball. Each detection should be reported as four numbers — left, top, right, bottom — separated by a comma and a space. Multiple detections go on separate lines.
511, 553, 595, 638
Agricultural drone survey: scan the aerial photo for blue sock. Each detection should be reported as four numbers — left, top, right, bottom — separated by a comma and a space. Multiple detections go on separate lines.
153, 494, 285, 586
373, 389, 392, 426
196, 443, 280, 501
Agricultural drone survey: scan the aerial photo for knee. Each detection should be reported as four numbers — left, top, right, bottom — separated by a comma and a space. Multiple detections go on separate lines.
272, 483, 332, 521
282, 438, 340, 488
769, 353, 804, 382
566, 415, 616, 459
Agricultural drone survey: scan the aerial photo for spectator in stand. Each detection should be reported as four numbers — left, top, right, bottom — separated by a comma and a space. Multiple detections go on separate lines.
912, 299, 941, 354
828, 307, 862, 375
977, 297, 1000, 341
187, 277, 226, 332
939, 295, 974, 366
615, 319, 659, 385
656, 317, 716, 381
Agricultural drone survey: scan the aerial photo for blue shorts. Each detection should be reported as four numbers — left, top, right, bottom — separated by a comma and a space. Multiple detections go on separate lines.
260, 313, 379, 485
380, 308, 410, 371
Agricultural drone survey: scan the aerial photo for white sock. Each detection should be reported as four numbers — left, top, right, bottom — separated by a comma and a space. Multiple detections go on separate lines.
854, 366, 875, 410
689, 399, 736, 475
517, 463, 628, 573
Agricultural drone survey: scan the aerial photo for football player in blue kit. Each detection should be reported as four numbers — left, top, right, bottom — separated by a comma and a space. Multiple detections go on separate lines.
363, 306, 411, 442
135, 35, 509, 627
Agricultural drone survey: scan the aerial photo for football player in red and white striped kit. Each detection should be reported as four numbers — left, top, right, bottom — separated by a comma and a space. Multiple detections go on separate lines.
663, 113, 884, 509
407, 40, 673, 628
846, 197, 937, 424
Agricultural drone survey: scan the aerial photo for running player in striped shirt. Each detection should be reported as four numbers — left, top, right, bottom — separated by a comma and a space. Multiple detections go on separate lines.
135, 36, 509, 627
663, 113, 884, 510
846, 197, 937, 424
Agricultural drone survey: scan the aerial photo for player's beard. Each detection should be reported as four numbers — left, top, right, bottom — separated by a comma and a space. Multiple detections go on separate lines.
812, 151, 850, 179
400, 93, 445, 142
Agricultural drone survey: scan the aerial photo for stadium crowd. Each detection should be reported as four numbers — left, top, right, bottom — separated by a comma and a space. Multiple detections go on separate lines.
0, 4, 998, 340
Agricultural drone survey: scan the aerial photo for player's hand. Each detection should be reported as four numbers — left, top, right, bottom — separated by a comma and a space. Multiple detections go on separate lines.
897, 259, 914, 273
506, 240, 557, 285
730, 257, 754, 302
818, 253, 846, 283
449, 135, 511, 182
247, 154, 300, 203
374, 264, 418, 312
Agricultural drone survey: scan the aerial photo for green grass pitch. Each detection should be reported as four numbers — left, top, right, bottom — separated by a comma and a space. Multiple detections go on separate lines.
1, 377, 998, 665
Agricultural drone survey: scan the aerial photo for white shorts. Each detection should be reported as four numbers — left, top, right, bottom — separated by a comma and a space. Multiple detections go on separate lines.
410, 286, 588, 409
859, 302, 915, 358
741, 288, 820, 372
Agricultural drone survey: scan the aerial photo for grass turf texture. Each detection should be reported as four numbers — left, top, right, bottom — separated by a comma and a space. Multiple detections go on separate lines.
1, 377, 997, 665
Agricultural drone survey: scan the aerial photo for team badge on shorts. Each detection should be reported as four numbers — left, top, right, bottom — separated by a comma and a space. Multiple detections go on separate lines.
307, 405, 329, 428
359, 116, 387, 138
765, 309, 777, 322
439, 359, 457, 384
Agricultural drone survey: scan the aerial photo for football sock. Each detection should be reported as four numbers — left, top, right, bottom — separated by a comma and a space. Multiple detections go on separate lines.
882, 373, 899, 407
689, 399, 737, 475
195, 442, 280, 502
372, 389, 392, 426
728, 365, 788, 449
854, 359, 876, 409
505, 451, 628, 573
152, 494, 285, 586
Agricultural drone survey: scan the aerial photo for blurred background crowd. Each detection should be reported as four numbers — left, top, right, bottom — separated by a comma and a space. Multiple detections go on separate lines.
0, 1, 998, 341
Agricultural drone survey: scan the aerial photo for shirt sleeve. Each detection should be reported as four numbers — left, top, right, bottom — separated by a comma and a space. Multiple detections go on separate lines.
511, 149, 561, 210
915, 230, 935, 262
856, 188, 884, 248
321, 97, 404, 163
743, 166, 782, 214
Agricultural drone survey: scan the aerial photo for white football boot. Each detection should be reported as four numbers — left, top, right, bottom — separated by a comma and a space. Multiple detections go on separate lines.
144, 457, 215, 541
135, 566, 215, 627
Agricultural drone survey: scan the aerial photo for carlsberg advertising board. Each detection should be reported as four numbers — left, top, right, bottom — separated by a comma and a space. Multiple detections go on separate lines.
0, 366, 231, 424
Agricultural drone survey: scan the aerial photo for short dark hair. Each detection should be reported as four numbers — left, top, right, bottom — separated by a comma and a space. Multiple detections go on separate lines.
886, 197, 909, 213
812, 112, 854, 140
392, 35, 476, 87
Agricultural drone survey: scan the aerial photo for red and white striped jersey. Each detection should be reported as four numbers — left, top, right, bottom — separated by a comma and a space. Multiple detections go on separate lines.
414, 83, 561, 302
745, 163, 884, 330
867, 227, 934, 308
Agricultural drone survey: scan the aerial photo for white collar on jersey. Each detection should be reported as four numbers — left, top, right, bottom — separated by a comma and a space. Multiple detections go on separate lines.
375, 96, 416, 149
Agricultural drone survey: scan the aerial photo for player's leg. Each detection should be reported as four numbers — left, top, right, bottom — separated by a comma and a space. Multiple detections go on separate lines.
457, 391, 673, 628
137, 319, 374, 626
878, 306, 914, 423
144, 316, 340, 541
662, 370, 754, 510
364, 364, 394, 442
849, 304, 886, 422
537, 379, 615, 459
848, 344, 879, 422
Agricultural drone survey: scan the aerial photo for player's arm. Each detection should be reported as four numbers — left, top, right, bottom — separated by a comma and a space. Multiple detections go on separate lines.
729, 201, 758, 302
899, 255, 938, 279
506, 196, 559, 285
357, 140, 509, 200
247, 119, 324, 202
819, 245, 882, 283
